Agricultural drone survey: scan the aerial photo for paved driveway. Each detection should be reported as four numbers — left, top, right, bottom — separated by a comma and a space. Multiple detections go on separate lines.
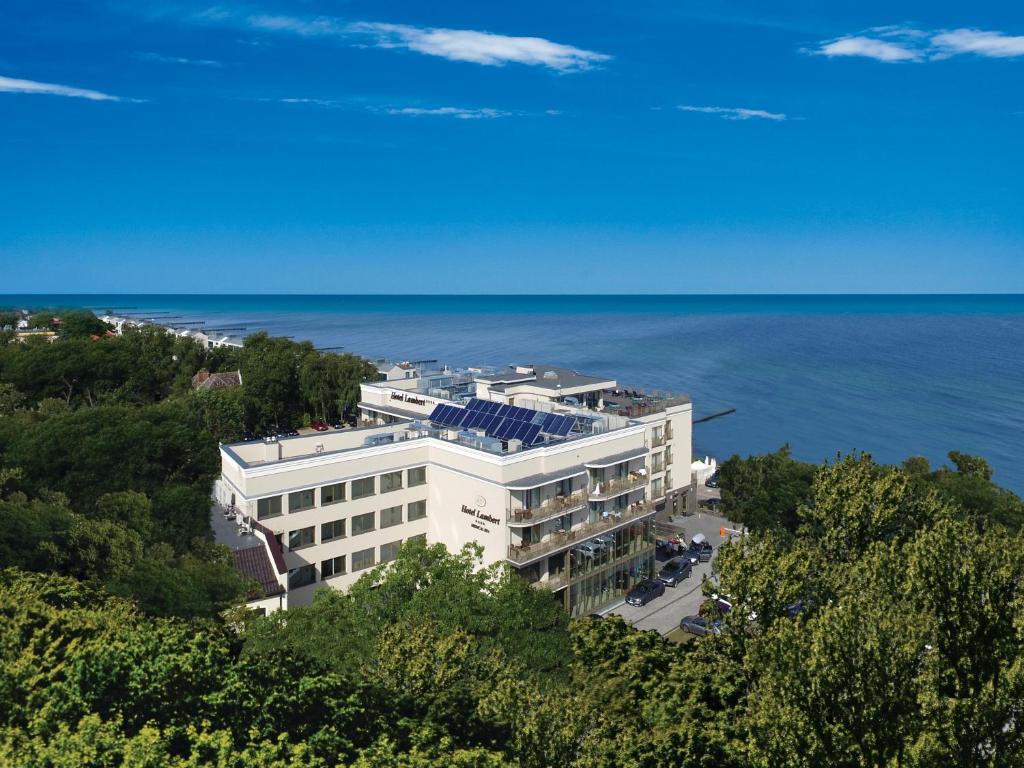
607, 511, 742, 635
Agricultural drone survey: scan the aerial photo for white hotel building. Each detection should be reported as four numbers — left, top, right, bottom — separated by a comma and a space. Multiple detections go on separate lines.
216, 364, 692, 618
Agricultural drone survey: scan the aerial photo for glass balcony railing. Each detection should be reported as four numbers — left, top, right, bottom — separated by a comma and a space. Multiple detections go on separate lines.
507, 499, 656, 565
588, 474, 646, 500
507, 489, 588, 525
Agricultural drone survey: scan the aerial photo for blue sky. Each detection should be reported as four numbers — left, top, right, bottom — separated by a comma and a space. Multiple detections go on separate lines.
1, 0, 1022, 294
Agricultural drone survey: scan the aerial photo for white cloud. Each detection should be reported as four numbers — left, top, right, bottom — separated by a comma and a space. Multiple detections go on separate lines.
255, 97, 340, 107
677, 105, 787, 121
0, 74, 123, 101
818, 35, 921, 63
931, 28, 1024, 59
348, 22, 609, 72
191, 9, 609, 72
384, 106, 511, 120
137, 51, 223, 67
812, 25, 1024, 63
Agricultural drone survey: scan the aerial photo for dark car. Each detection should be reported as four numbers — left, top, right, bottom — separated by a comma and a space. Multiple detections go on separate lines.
687, 540, 713, 564
657, 557, 693, 587
679, 615, 722, 636
310, 420, 329, 432
705, 471, 720, 488
625, 579, 666, 607
331, 422, 345, 430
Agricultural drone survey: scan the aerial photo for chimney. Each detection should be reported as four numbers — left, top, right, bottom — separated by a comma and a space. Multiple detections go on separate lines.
264, 436, 281, 462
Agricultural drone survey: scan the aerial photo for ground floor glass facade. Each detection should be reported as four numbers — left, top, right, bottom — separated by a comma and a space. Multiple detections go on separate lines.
567, 518, 656, 617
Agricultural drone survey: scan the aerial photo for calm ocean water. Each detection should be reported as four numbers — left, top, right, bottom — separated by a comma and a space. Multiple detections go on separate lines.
5, 294, 1023, 494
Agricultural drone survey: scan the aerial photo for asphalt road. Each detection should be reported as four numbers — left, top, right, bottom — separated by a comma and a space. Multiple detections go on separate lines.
607, 510, 740, 635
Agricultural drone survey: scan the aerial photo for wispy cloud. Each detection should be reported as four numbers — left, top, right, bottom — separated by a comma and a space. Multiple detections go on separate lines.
677, 105, 787, 121
136, 51, 223, 67
190, 9, 609, 72
258, 97, 341, 107
384, 106, 511, 120
812, 25, 1024, 63
347, 22, 609, 72
0, 74, 124, 101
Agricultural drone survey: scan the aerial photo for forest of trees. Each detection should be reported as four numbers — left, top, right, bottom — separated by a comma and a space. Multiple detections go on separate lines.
1, 309, 1023, 766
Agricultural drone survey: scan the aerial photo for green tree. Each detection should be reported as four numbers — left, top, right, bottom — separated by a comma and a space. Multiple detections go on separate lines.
719, 445, 816, 532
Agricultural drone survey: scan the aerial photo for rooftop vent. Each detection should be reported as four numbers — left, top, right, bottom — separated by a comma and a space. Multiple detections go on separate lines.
542, 370, 559, 380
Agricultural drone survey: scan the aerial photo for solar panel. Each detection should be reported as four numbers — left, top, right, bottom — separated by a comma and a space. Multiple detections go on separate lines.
521, 424, 542, 445
541, 413, 559, 432
495, 420, 517, 439
494, 404, 510, 419
429, 404, 446, 421
553, 416, 575, 436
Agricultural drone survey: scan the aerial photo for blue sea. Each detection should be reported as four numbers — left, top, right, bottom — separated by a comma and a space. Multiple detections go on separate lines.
4, 294, 1023, 494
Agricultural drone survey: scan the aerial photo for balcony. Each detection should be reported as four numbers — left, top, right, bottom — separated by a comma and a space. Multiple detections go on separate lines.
651, 433, 667, 448
508, 530, 577, 564
507, 489, 588, 525
507, 500, 656, 566
589, 474, 646, 501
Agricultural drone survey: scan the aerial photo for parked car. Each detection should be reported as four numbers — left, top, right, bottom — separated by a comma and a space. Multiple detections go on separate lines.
686, 532, 713, 563
679, 615, 722, 636
705, 471, 720, 488
331, 422, 345, 430
657, 557, 693, 587
575, 541, 604, 559
703, 497, 722, 510
625, 579, 666, 607
310, 420, 329, 432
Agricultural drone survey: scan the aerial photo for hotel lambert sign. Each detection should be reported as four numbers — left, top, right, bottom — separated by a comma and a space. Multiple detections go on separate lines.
390, 392, 431, 407
462, 504, 500, 534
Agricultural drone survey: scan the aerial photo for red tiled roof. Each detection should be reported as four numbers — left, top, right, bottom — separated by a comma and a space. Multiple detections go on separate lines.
233, 545, 285, 598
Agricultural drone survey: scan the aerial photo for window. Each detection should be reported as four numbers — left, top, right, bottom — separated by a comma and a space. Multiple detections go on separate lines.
407, 500, 427, 521
380, 471, 403, 493
652, 478, 664, 497
352, 511, 375, 536
380, 540, 402, 563
288, 526, 315, 550
407, 466, 427, 487
321, 519, 345, 542
288, 564, 316, 589
321, 482, 345, 505
352, 547, 375, 572
352, 477, 375, 500
288, 489, 315, 513
407, 533, 427, 544
257, 496, 282, 520
381, 505, 403, 528
321, 555, 346, 579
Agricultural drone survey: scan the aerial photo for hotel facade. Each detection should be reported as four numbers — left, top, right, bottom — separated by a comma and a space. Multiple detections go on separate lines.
216, 364, 692, 618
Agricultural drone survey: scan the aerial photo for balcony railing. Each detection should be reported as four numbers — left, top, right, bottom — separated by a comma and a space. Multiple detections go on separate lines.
589, 474, 646, 500
508, 529, 576, 564
651, 434, 667, 448
507, 490, 588, 525
507, 500, 656, 565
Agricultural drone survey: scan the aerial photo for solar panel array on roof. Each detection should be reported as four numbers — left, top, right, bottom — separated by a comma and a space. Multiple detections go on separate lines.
426, 398, 577, 447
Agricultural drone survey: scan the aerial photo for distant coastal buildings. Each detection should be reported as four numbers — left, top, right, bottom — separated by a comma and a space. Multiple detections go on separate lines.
101, 314, 244, 349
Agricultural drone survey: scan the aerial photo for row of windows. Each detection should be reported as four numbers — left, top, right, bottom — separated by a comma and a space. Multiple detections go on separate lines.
287, 500, 428, 550
257, 467, 427, 520
287, 534, 426, 589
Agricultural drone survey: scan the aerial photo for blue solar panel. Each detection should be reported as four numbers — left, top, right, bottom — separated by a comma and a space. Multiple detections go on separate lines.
541, 413, 558, 432
496, 420, 517, 439
429, 404, 446, 421
554, 416, 576, 436
494, 404, 509, 419
466, 411, 486, 429
522, 424, 542, 445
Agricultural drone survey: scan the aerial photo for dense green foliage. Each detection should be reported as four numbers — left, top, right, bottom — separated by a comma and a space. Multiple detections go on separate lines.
721, 444, 1024, 533
2, 451, 1023, 766
0, 309, 378, 617
3, 308, 1023, 765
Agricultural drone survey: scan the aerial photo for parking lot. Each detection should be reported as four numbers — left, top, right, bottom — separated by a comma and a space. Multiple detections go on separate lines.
607, 506, 740, 636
